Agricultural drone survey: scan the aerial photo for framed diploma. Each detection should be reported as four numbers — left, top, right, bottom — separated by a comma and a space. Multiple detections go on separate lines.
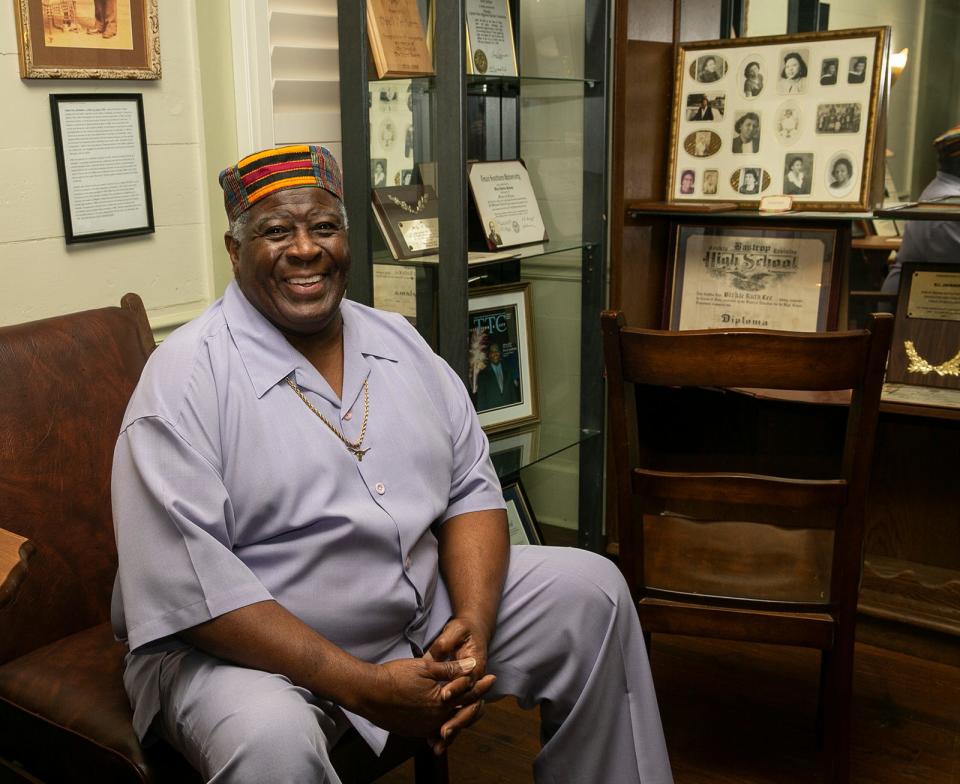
465, 0, 518, 77
468, 283, 539, 433
468, 160, 548, 251
49, 93, 155, 244
488, 425, 540, 480
667, 27, 890, 210
501, 479, 544, 546
372, 184, 439, 259
667, 224, 840, 332
885, 263, 960, 390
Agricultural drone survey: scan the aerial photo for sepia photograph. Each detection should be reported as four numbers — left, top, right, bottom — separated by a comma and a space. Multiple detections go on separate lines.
732, 111, 761, 153
690, 53, 726, 83
686, 92, 725, 121
826, 152, 856, 196
848, 55, 868, 83
778, 48, 810, 94
740, 56, 765, 98
783, 153, 814, 195
820, 57, 839, 85
13, 0, 160, 78
702, 169, 719, 195
775, 101, 802, 143
816, 102, 862, 134
684, 129, 722, 157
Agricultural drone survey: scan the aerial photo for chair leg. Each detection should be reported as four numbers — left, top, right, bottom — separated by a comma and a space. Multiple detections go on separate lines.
413, 746, 448, 784
818, 631, 856, 784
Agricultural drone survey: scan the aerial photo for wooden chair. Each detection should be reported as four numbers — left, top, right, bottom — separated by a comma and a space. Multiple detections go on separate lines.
601, 310, 893, 784
0, 295, 446, 783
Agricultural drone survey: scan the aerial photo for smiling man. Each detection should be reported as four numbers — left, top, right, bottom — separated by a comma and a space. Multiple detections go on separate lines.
110, 144, 672, 784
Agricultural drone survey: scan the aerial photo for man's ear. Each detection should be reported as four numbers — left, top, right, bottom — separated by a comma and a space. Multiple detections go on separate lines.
224, 232, 240, 276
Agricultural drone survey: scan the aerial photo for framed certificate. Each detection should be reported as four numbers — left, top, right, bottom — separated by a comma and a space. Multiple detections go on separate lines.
667, 27, 890, 210
49, 93, 155, 244
667, 224, 841, 332
468, 160, 548, 250
465, 0, 518, 77
468, 283, 539, 433
886, 263, 960, 390
488, 426, 540, 480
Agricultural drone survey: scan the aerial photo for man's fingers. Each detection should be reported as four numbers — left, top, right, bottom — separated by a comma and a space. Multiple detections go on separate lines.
438, 698, 486, 749
448, 673, 496, 706
424, 656, 475, 684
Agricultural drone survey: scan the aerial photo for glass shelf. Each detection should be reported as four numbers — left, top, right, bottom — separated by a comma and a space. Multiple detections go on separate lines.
487, 425, 602, 480
626, 206, 874, 222
368, 74, 601, 87
371, 239, 596, 269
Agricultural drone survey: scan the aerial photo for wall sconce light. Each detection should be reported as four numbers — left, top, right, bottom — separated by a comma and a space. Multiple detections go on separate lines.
890, 48, 909, 87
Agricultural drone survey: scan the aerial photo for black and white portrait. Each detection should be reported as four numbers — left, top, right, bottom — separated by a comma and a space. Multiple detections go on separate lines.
826, 153, 856, 197
816, 103, 862, 134
783, 153, 813, 196
702, 169, 719, 195
775, 101, 801, 144
732, 112, 761, 154
690, 54, 726, 83
848, 56, 868, 84
686, 92, 725, 122
820, 58, 839, 86
778, 49, 809, 94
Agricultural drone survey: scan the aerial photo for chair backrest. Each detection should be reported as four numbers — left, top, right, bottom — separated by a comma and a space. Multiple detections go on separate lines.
0, 295, 154, 664
601, 311, 892, 621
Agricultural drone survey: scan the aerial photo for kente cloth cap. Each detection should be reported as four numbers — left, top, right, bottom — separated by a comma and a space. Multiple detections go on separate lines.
219, 144, 343, 222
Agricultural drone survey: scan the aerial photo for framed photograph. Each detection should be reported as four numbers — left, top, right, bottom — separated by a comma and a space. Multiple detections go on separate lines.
487, 426, 540, 480
501, 479, 544, 546
885, 263, 960, 391
50, 94, 155, 244
667, 27, 890, 210
13, 0, 161, 79
666, 223, 841, 331
468, 283, 539, 433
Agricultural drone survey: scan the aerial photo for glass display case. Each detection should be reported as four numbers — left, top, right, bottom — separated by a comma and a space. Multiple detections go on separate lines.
336, 0, 610, 549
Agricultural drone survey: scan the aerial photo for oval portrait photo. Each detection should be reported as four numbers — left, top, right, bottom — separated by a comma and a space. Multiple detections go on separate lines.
778, 49, 809, 95
730, 167, 770, 196
683, 129, 722, 158
689, 53, 727, 83
740, 56, 765, 98
775, 101, 802, 145
826, 152, 857, 197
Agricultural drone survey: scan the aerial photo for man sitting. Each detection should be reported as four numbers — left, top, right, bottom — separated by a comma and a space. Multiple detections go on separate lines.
110, 144, 672, 783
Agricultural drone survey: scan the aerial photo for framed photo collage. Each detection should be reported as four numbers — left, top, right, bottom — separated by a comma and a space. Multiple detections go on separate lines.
668, 28, 890, 210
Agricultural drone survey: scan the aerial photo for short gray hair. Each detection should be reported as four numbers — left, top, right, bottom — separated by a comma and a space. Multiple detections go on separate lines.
227, 194, 349, 241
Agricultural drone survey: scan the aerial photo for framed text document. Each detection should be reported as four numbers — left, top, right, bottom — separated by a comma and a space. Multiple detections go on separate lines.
465, 0, 518, 77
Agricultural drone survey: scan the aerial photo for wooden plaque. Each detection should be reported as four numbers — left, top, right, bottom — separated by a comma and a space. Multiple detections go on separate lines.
886, 263, 960, 390
366, 0, 434, 79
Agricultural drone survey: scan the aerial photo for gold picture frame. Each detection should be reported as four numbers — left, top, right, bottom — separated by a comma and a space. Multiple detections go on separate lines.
13, 0, 161, 79
667, 27, 890, 211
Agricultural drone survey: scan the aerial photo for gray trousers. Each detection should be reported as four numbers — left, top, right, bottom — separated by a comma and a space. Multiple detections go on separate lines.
156, 547, 673, 783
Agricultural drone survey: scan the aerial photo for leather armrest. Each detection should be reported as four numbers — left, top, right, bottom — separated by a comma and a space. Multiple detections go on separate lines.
0, 527, 33, 608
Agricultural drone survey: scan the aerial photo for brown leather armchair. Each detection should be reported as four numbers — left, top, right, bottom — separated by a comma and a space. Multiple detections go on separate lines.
0, 295, 446, 783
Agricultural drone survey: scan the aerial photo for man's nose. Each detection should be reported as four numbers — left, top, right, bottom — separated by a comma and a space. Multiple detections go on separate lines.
287, 226, 321, 260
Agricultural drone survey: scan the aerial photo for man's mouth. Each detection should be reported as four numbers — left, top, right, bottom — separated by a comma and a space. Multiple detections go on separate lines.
285, 273, 327, 288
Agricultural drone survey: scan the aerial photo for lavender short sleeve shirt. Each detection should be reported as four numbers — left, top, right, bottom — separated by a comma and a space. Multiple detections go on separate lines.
111, 282, 504, 747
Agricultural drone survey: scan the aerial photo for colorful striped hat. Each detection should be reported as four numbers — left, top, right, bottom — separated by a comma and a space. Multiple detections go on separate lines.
219, 144, 343, 221
934, 124, 960, 159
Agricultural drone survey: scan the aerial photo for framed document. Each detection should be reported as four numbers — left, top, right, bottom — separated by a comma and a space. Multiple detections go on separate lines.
488, 426, 540, 480
667, 224, 840, 332
372, 184, 439, 259
468, 283, 539, 433
886, 263, 960, 390
465, 0, 518, 77
50, 94, 155, 244
468, 160, 548, 250
13, 0, 161, 79
502, 479, 544, 546
667, 27, 890, 210
366, 0, 434, 79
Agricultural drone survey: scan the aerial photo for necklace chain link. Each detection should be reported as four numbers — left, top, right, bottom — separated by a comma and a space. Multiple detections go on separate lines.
286, 377, 371, 460
386, 193, 428, 214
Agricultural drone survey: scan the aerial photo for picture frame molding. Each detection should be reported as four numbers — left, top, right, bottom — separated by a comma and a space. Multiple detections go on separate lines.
13, 0, 161, 80
667, 26, 890, 211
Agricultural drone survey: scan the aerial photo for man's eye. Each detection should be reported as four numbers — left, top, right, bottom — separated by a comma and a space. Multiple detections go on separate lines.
313, 223, 339, 233
264, 226, 288, 237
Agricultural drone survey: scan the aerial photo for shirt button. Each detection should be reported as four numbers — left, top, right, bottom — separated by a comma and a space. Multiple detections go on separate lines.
343, 410, 353, 421
375, 482, 385, 495
404, 556, 412, 571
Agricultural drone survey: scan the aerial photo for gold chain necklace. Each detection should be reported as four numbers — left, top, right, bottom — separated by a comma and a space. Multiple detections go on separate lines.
387, 193, 427, 214
286, 377, 371, 461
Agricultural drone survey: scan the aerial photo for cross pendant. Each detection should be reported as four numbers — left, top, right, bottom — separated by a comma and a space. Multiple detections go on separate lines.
350, 446, 371, 461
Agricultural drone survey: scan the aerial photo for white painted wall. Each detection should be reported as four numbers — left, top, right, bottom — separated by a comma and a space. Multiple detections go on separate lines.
0, 1, 215, 335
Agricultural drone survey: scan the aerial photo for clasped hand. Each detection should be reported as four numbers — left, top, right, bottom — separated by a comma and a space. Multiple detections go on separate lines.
366, 615, 495, 755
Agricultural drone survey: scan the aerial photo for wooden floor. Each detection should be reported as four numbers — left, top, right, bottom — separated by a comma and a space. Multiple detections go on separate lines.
379, 631, 960, 783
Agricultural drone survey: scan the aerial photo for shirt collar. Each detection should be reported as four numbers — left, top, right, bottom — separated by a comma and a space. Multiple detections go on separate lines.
222, 282, 398, 403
